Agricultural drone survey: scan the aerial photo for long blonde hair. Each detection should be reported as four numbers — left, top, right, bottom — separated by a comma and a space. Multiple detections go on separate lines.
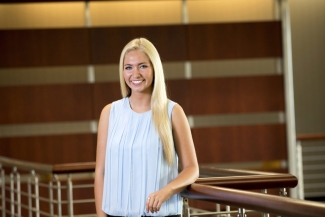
119, 38, 175, 165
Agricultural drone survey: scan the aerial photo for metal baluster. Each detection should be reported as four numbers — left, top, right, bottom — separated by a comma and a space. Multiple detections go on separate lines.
237, 208, 246, 217
276, 188, 288, 217
16, 172, 21, 217
261, 189, 270, 217
67, 174, 74, 217
31, 170, 40, 217
55, 175, 62, 217
279, 188, 287, 197
49, 181, 54, 217
216, 203, 221, 217
1, 166, 5, 217
10, 167, 16, 217
182, 197, 190, 217
28, 173, 32, 217
226, 205, 230, 217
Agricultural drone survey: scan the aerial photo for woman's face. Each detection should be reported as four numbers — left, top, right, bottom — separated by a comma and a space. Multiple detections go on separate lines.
123, 50, 154, 95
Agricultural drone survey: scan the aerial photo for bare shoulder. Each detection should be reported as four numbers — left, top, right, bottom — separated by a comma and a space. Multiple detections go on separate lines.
99, 103, 112, 121
171, 104, 187, 125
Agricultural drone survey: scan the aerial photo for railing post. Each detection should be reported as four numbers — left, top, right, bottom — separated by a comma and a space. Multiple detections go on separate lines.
10, 167, 18, 217
0, 165, 5, 217
237, 208, 246, 217
28, 173, 32, 217
31, 170, 40, 217
56, 177, 62, 217
182, 197, 190, 217
261, 189, 270, 217
67, 174, 74, 217
279, 188, 287, 197
49, 180, 54, 217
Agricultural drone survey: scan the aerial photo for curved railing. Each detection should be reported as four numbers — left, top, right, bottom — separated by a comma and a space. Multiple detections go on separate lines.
1, 156, 325, 217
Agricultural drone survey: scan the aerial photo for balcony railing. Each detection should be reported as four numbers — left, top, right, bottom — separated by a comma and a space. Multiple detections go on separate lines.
1, 156, 325, 217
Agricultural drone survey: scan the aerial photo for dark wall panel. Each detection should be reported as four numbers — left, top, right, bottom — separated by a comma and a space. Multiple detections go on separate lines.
0, 28, 90, 67
187, 21, 282, 60
90, 25, 187, 64
0, 134, 96, 164
0, 84, 93, 124
189, 75, 285, 115
166, 79, 190, 115
93, 82, 122, 119
192, 124, 287, 164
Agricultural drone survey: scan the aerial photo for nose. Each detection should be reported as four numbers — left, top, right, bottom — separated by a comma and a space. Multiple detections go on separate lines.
133, 68, 141, 77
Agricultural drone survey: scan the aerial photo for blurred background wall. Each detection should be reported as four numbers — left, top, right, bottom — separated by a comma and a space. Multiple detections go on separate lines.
0, 0, 324, 201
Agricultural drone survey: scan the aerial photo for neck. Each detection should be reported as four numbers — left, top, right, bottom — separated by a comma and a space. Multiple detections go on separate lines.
128, 93, 152, 113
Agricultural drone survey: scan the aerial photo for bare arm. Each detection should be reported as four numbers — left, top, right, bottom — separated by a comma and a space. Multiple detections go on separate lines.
146, 104, 199, 213
94, 104, 111, 217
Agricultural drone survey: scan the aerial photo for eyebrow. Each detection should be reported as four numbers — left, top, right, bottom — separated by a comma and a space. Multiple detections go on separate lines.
124, 62, 149, 66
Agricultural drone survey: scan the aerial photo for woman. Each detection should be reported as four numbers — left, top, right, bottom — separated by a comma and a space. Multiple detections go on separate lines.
95, 38, 199, 217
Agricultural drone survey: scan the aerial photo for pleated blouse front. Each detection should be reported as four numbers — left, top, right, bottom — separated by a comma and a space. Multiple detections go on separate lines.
102, 97, 181, 217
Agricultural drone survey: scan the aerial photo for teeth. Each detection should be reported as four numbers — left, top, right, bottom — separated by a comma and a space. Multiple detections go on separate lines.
132, 80, 142, 84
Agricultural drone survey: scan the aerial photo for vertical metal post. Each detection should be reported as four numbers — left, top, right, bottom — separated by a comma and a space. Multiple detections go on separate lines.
182, 197, 190, 217
28, 174, 32, 217
0, 166, 5, 217
16, 172, 21, 217
296, 140, 305, 199
10, 168, 16, 217
261, 189, 270, 217
237, 208, 246, 217
278, 0, 298, 199
32, 170, 40, 217
280, 188, 287, 197
226, 205, 230, 217
216, 203, 221, 217
67, 175, 74, 217
57, 179, 62, 217
49, 181, 54, 217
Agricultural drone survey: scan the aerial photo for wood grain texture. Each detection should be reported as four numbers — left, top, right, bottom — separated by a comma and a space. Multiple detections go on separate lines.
93, 82, 122, 119
0, 134, 96, 164
0, 21, 281, 67
189, 75, 285, 115
0, 28, 90, 67
0, 84, 93, 124
192, 124, 287, 164
187, 21, 282, 60
90, 25, 187, 64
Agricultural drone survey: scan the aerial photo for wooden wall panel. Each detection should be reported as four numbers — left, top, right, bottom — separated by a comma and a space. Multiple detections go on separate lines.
189, 75, 285, 115
0, 28, 90, 67
187, 21, 282, 60
166, 79, 190, 114
192, 124, 287, 164
0, 134, 96, 164
93, 82, 122, 119
90, 25, 187, 64
0, 84, 93, 124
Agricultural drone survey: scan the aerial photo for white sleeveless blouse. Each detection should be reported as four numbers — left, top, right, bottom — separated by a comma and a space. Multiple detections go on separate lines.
102, 97, 182, 217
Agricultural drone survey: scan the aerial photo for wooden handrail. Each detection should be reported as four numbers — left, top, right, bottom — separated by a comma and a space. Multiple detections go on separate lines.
182, 183, 325, 217
196, 174, 297, 190
296, 133, 325, 141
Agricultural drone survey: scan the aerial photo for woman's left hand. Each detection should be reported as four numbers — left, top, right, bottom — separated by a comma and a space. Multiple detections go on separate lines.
146, 188, 172, 213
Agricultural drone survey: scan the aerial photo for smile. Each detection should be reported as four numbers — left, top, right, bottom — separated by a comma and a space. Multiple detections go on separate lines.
132, 80, 143, 84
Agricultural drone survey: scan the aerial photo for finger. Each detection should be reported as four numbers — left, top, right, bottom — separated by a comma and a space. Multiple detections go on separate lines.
153, 199, 160, 212
146, 196, 151, 213
156, 201, 162, 212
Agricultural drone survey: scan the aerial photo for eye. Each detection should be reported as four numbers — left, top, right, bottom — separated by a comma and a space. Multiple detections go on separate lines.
140, 64, 148, 69
124, 66, 132, 70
